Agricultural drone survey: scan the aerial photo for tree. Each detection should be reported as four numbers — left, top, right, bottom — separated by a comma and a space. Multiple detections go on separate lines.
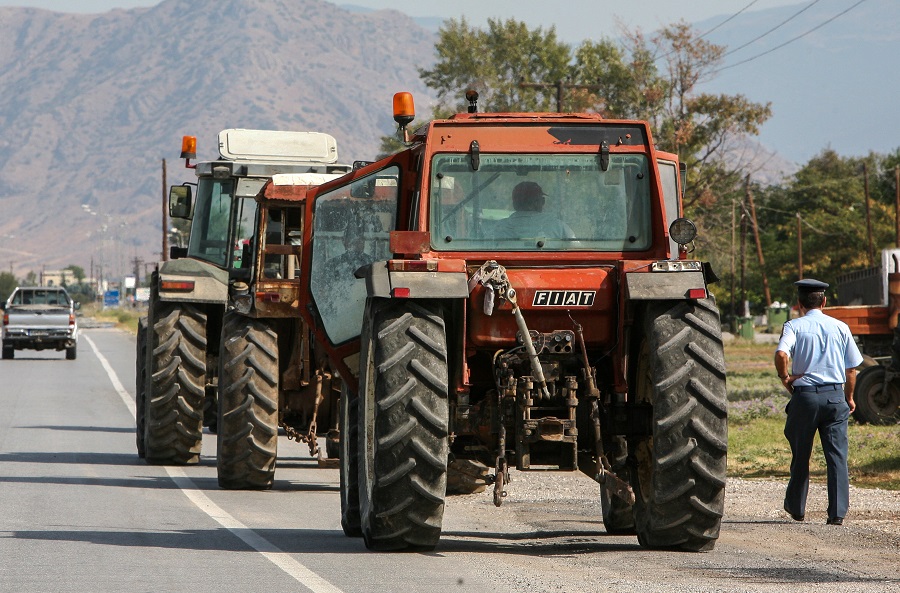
65, 264, 86, 283
418, 17, 572, 114
0, 271, 17, 304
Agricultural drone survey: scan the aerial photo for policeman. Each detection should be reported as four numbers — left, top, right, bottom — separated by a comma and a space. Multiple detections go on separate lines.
774, 278, 863, 525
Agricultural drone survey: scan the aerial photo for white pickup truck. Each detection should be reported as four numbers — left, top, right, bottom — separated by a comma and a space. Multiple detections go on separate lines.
2, 287, 79, 359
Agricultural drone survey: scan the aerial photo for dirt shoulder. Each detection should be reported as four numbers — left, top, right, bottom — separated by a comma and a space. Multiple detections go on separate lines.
443, 471, 900, 592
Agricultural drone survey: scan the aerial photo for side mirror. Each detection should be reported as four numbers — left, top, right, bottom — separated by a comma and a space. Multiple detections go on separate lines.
169, 185, 193, 219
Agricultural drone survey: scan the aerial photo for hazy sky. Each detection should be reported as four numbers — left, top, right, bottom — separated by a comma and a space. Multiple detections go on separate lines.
0, 0, 806, 42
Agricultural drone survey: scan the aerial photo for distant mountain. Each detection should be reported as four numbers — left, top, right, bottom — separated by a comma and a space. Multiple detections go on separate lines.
0, 0, 437, 277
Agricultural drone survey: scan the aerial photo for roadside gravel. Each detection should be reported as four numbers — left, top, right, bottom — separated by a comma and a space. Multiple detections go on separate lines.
443, 470, 900, 592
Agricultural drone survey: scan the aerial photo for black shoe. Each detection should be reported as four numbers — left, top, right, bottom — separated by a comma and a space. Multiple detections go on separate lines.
784, 504, 804, 521
827, 517, 844, 525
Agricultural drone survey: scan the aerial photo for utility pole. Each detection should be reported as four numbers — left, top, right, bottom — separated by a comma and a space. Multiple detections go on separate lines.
162, 158, 168, 262
863, 163, 874, 266
518, 78, 601, 113
132, 257, 142, 287
745, 176, 771, 307
740, 196, 748, 317
731, 200, 736, 327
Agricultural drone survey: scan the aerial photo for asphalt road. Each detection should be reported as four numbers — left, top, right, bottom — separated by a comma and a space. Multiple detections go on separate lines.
1, 328, 898, 593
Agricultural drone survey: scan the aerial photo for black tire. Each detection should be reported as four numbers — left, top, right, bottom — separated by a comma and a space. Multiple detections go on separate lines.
853, 365, 900, 425
143, 298, 206, 465
600, 436, 635, 534
630, 297, 727, 552
217, 312, 279, 490
135, 318, 148, 458
358, 299, 449, 551
340, 382, 362, 537
66, 344, 77, 360
2, 345, 13, 359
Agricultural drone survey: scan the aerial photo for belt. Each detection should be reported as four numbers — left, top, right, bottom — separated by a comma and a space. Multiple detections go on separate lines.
792, 383, 841, 393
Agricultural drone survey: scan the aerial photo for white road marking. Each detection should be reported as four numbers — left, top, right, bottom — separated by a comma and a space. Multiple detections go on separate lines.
85, 333, 346, 593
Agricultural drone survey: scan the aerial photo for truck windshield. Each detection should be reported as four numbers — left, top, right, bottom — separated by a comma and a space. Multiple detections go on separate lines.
429, 153, 652, 251
187, 178, 237, 267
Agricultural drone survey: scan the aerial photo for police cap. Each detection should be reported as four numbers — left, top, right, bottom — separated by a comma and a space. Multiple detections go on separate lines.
794, 278, 829, 292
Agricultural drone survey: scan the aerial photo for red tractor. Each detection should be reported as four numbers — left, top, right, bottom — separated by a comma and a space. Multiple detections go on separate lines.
290, 91, 728, 552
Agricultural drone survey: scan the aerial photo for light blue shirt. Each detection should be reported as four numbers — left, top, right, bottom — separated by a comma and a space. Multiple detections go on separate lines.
776, 309, 863, 386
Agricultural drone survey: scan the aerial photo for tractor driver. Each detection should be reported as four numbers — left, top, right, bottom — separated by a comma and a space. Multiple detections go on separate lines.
493, 181, 575, 240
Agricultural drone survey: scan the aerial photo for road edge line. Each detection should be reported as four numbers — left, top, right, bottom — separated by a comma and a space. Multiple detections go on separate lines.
84, 333, 346, 593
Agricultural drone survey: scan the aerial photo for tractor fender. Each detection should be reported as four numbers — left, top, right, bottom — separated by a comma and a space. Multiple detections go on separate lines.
362, 261, 470, 299
625, 269, 707, 301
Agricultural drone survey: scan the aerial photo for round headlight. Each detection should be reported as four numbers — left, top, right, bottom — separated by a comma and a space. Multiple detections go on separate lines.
669, 217, 697, 246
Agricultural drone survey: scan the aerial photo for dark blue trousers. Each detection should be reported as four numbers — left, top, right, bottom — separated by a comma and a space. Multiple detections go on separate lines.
783, 387, 850, 520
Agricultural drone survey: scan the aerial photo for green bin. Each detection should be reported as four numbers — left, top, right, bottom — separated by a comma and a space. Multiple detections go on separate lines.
738, 317, 754, 340
766, 306, 789, 334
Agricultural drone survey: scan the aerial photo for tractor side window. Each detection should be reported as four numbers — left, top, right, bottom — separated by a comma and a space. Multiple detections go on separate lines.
262, 207, 303, 280
230, 196, 259, 270
310, 166, 399, 345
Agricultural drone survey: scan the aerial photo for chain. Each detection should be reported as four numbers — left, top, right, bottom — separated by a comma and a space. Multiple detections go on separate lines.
281, 422, 319, 457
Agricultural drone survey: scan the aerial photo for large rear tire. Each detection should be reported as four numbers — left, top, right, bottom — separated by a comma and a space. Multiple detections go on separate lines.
217, 312, 279, 490
631, 297, 727, 552
358, 299, 449, 551
340, 383, 362, 537
135, 318, 148, 458
143, 297, 207, 465
853, 365, 900, 425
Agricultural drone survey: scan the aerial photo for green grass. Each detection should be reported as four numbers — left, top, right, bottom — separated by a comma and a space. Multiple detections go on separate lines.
725, 340, 900, 490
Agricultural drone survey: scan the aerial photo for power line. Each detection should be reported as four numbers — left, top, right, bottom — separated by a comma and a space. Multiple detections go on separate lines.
722, 0, 822, 58
655, 1, 759, 60
697, 0, 759, 39
715, 0, 868, 73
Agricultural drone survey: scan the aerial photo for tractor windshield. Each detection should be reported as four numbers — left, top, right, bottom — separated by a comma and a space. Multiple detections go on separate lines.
429, 153, 652, 251
187, 177, 236, 267
186, 178, 259, 269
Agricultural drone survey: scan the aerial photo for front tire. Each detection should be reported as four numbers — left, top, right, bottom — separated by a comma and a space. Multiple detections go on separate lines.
853, 365, 900, 425
135, 318, 148, 458
358, 299, 449, 551
600, 436, 635, 534
217, 312, 279, 490
340, 383, 362, 537
630, 298, 727, 552
143, 296, 207, 465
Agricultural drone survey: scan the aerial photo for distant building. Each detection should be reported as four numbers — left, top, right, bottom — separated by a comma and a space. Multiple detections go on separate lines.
40, 269, 76, 287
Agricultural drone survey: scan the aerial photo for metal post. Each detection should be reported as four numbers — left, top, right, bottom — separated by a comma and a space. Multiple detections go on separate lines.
162, 158, 168, 262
